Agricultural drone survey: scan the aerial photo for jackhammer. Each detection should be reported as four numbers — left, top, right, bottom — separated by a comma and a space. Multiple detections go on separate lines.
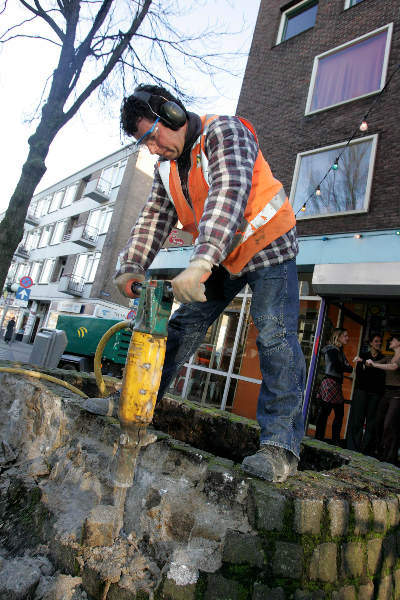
108, 280, 174, 512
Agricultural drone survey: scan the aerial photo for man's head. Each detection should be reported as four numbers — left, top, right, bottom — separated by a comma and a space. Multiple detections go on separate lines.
121, 85, 188, 160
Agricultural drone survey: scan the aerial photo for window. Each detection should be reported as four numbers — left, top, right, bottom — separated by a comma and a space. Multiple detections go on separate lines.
290, 135, 377, 219
73, 252, 101, 283
38, 225, 54, 248
98, 160, 127, 196
87, 207, 113, 235
306, 24, 392, 114
39, 258, 56, 283
36, 196, 51, 217
16, 263, 29, 282
29, 261, 43, 283
26, 229, 40, 251
345, 0, 364, 7
49, 189, 65, 212
50, 220, 67, 245
61, 183, 78, 208
277, 0, 318, 44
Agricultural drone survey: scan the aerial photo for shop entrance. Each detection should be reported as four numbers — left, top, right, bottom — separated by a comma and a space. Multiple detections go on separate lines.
305, 298, 400, 446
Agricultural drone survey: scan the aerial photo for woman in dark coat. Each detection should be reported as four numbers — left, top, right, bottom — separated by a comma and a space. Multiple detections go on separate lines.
315, 328, 353, 445
4, 317, 16, 344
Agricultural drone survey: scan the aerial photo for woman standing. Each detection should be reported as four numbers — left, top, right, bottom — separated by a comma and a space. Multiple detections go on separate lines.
366, 332, 400, 465
315, 328, 353, 445
347, 334, 385, 455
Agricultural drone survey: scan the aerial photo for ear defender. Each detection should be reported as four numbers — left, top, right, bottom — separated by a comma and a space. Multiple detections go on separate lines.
133, 89, 187, 130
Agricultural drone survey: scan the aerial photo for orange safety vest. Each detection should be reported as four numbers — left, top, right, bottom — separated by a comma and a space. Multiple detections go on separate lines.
158, 115, 296, 274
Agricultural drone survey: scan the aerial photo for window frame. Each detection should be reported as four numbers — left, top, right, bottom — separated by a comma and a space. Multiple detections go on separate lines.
344, 0, 364, 8
276, 0, 318, 45
289, 134, 378, 221
305, 23, 393, 115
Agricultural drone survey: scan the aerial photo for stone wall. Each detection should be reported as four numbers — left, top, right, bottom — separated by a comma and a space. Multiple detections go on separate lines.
0, 371, 399, 599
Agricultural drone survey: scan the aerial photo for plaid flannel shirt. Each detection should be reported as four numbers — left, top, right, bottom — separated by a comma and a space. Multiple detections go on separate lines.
116, 115, 298, 279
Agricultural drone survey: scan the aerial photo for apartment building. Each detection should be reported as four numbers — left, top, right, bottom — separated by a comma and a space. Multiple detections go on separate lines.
2, 145, 156, 341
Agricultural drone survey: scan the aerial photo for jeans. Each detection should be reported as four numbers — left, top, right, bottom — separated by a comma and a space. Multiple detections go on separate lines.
157, 258, 306, 458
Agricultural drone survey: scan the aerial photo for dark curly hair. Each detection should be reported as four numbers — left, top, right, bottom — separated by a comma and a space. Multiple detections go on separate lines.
120, 84, 187, 137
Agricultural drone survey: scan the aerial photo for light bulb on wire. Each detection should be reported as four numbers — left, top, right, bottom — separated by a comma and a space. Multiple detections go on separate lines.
332, 160, 339, 171
316, 186, 321, 196
300, 204, 306, 212
360, 120, 368, 132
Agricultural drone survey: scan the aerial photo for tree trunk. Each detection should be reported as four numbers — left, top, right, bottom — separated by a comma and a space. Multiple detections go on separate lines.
0, 114, 61, 290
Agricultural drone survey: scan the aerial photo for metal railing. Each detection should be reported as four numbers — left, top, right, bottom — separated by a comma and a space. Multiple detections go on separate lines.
63, 274, 86, 295
81, 224, 99, 244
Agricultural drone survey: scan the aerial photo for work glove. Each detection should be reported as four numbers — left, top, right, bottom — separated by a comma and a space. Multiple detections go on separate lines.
114, 271, 145, 298
171, 259, 212, 303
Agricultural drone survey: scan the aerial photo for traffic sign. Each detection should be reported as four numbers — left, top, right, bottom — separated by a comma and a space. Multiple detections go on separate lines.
127, 309, 136, 320
19, 276, 33, 288
16, 287, 31, 301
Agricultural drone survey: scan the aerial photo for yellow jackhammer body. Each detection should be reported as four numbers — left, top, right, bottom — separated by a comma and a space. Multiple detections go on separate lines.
111, 280, 174, 511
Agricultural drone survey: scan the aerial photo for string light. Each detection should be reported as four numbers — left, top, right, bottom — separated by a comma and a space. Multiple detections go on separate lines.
295, 63, 400, 217
354, 233, 362, 239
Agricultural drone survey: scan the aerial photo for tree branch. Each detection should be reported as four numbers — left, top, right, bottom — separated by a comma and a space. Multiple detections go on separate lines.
18, 0, 65, 41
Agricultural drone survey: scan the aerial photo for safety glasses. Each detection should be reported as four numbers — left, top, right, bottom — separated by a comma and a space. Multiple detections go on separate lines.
134, 117, 160, 150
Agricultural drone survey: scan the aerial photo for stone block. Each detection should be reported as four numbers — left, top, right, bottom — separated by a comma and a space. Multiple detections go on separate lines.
394, 570, 400, 600
251, 481, 287, 532
161, 577, 197, 600
309, 543, 337, 583
204, 574, 244, 600
331, 585, 356, 600
294, 591, 325, 599
0, 556, 42, 600
83, 505, 121, 547
387, 497, 400, 529
358, 583, 374, 600
222, 531, 264, 567
253, 583, 285, 599
40, 575, 85, 600
352, 500, 370, 535
341, 542, 364, 578
372, 499, 387, 534
376, 575, 393, 600
368, 538, 383, 575
382, 535, 396, 571
328, 498, 349, 537
273, 542, 303, 579
294, 498, 323, 535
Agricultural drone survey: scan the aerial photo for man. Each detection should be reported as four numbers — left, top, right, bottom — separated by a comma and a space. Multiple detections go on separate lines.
115, 84, 306, 482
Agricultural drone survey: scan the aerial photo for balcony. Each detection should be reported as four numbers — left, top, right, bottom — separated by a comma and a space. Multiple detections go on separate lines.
15, 245, 30, 259
70, 224, 99, 248
83, 176, 111, 203
25, 211, 40, 226
58, 274, 86, 296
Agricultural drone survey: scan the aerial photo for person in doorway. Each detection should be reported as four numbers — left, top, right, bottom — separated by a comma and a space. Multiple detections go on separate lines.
4, 316, 16, 344
347, 334, 385, 455
315, 328, 353, 445
114, 84, 306, 482
365, 332, 400, 465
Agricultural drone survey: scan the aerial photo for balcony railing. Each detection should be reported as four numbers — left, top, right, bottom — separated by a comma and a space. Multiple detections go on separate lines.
83, 177, 112, 203
15, 245, 30, 259
58, 274, 86, 296
70, 224, 98, 248
25, 211, 40, 226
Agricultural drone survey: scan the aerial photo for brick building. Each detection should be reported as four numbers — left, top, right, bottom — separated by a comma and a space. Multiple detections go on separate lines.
235, 0, 400, 440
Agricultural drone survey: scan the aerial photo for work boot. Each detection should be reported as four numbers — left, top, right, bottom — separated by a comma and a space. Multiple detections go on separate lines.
242, 444, 298, 482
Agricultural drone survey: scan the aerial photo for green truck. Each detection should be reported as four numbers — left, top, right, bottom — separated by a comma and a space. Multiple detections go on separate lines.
56, 314, 131, 376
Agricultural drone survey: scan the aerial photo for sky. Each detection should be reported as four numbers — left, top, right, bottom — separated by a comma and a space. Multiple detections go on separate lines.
0, 1, 261, 213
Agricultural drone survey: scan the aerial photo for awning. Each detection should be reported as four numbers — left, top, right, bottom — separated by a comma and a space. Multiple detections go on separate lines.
312, 262, 400, 297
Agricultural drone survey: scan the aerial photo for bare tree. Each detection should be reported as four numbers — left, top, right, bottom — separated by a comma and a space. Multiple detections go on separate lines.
0, 0, 241, 290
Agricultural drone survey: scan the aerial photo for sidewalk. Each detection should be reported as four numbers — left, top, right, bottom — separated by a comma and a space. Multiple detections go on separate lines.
0, 339, 33, 364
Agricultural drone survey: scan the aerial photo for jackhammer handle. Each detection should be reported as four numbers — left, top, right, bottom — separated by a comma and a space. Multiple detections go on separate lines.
130, 281, 174, 302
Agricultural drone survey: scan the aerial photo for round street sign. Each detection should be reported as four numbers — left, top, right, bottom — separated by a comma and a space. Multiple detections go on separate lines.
20, 276, 34, 288
127, 309, 137, 320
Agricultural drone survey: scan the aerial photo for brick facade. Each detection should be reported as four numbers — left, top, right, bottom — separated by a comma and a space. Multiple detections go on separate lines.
236, 0, 400, 236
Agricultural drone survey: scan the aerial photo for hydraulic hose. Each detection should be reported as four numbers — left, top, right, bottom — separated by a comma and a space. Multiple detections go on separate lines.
0, 367, 88, 399
93, 320, 132, 397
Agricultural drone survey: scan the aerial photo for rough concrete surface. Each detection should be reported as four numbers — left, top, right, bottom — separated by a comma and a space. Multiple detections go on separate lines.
0, 370, 399, 600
